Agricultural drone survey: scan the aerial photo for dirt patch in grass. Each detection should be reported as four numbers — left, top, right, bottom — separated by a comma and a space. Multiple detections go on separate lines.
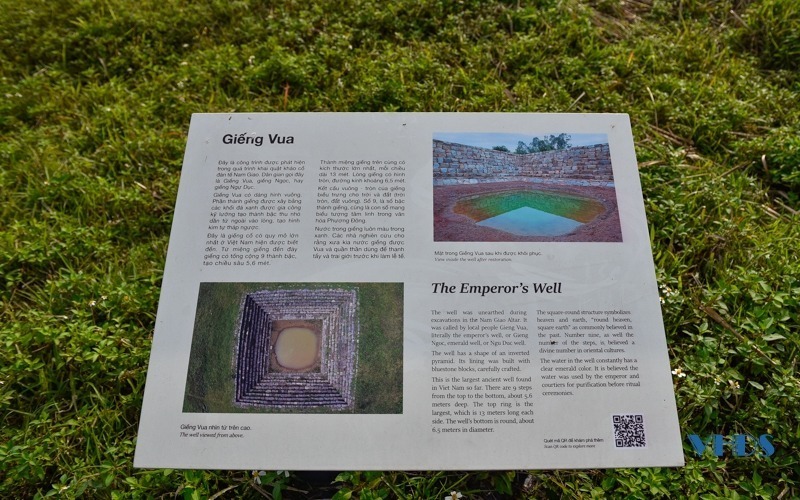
434, 181, 623, 242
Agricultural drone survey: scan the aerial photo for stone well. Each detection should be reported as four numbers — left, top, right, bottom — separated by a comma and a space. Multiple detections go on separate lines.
233, 288, 359, 410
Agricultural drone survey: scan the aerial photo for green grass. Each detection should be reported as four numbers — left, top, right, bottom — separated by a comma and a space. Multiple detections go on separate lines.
1, 0, 799, 497
183, 282, 403, 414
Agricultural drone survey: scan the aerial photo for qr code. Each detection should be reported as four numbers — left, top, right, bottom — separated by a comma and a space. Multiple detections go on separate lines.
612, 414, 646, 448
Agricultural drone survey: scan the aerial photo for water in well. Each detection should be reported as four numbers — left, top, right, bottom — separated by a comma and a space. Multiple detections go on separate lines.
455, 189, 604, 237
274, 327, 319, 370
476, 206, 583, 236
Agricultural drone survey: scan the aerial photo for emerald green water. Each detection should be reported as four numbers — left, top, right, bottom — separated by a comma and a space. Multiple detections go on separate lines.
454, 190, 605, 237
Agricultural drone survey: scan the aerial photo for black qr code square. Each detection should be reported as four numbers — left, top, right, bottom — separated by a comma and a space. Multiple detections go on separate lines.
613, 414, 646, 448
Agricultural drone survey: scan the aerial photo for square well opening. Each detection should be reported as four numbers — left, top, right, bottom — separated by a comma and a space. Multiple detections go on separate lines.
269, 319, 322, 373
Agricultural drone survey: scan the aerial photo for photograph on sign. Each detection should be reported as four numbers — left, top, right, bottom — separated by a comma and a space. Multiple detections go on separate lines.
433, 132, 621, 242
182, 282, 403, 414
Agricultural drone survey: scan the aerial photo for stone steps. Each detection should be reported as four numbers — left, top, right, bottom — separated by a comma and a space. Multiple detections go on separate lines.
232, 288, 359, 410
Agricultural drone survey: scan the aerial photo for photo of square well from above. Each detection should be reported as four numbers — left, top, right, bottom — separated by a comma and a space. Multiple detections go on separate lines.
433, 133, 622, 242
183, 283, 403, 414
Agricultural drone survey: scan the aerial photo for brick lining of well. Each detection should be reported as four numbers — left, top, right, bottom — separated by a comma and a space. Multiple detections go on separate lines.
233, 288, 359, 410
433, 140, 614, 187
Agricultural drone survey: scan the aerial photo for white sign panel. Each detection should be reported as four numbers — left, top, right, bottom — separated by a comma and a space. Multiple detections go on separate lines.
134, 113, 683, 469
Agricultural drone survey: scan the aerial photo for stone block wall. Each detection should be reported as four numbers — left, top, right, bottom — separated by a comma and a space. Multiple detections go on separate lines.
433, 140, 522, 179
433, 140, 613, 186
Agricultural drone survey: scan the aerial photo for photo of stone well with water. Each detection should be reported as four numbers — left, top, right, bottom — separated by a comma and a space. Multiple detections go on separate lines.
433, 133, 623, 242
234, 289, 358, 410
183, 283, 403, 414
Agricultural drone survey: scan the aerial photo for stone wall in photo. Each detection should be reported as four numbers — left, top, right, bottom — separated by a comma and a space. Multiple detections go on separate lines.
433, 140, 613, 186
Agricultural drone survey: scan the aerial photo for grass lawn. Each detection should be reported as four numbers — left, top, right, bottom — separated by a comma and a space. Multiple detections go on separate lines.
1, 0, 798, 497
